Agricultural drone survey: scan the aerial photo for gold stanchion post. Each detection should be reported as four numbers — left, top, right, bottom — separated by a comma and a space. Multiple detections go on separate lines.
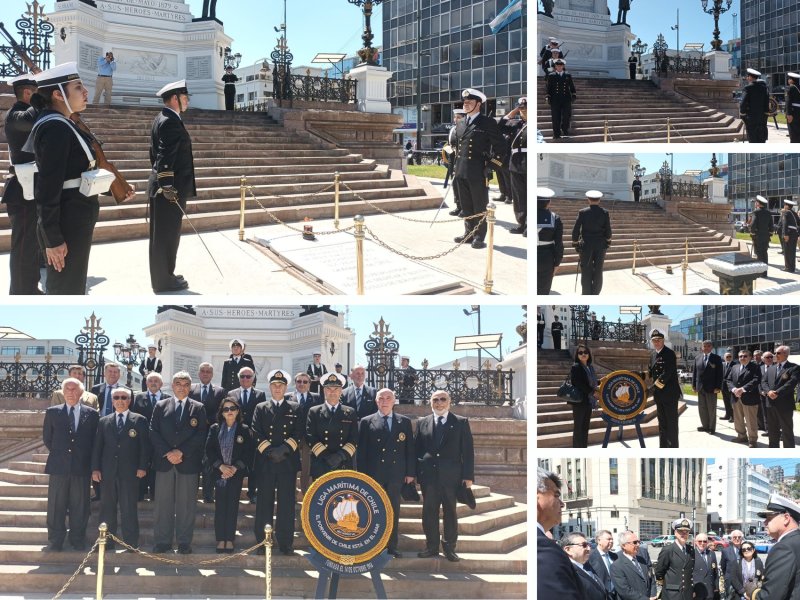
239, 175, 247, 241
667, 117, 671, 143
483, 203, 496, 294
682, 237, 688, 294
264, 524, 272, 600
354, 215, 365, 295
632, 240, 637, 274
334, 171, 341, 229
96, 522, 108, 600
603, 119, 609, 142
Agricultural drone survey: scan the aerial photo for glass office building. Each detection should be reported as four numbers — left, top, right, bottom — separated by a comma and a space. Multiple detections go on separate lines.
728, 153, 800, 215
381, 0, 527, 148
702, 305, 800, 354
741, 0, 800, 88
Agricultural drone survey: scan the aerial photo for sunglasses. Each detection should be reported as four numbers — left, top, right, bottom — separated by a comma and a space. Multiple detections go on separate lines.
239, 374, 253, 379
696, 540, 708, 544
566, 542, 590, 548
577, 351, 589, 355
112, 395, 129, 400
296, 380, 310, 384
431, 397, 449, 403
222, 406, 239, 413
742, 547, 754, 552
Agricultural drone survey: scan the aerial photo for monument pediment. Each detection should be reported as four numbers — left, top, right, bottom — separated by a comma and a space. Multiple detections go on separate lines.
91, 0, 192, 23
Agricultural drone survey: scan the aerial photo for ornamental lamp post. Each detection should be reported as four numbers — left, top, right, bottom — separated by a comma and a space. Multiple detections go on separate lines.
700, 0, 734, 51
632, 38, 648, 76
347, 0, 385, 66
113, 334, 146, 389
223, 46, 241, 70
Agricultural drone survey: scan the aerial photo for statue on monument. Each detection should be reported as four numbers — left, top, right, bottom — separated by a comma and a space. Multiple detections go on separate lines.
616, 0, 632, 25
540, 0, 554, 17
202, 0, 219, 20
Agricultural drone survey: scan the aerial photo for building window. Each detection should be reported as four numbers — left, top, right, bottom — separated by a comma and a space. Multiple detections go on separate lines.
610, 510, 619, 518
472, 38, 483, 56
26, 346, 45, 355
640, 520, 663, 541
610, 458, 619, 495
1, 347, 20, 356
51, 346, 65, 354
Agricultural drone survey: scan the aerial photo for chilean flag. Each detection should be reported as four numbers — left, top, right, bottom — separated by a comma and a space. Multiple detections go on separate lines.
489, 0, 525, 34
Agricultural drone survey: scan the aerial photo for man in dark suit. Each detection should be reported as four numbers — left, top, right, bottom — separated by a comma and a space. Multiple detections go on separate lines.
648, 330, 681, 448
763, 345, 798, 448
720, 352, 735, 421
562, 532, 610, 600
93, 361, 124, 418
719, 529, 744, 598
692, 340, 723, 434
138, 344, 163, 392
588, 530, 618, 599
611, 530, 657, 600
306, 373, 358, 480
691, 533, 718, 600
286, 371, 320, 493
755, 493, 800, 600
727, 349, 762, 447
537, 467, 584, 598
189, 361, 227, 502
148, 80, 196, 292
306, 352, 327, 395
357, 388, 415, 558
452, 87, 507, 249
149, 371, 207, 554
221, 338, 257, 391
91, 387, 150, 549
341, 364, 377, 420
655, 519, 695, 600
415, 390, 474, 563
227, 365, 265, 502
251, 370, 303, 555
42, 378, 99, 551
132, 372, 170, 501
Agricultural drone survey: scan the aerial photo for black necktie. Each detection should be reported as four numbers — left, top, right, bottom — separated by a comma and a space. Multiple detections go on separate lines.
202, 385, 208, 404
383, 415, 390, 432
356, 389, 362, 411
632, 558, 643, 577
117, 413, 124, 433
175, 400, 183, 423
69, 406, 75, 433
242, 389, 248, 408
150, 393, 156, 407
435, 416, 445, 445
105, 386, 114, 415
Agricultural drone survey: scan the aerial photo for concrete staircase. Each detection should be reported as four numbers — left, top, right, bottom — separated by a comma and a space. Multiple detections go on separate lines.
537, 78, 744, 142
537, 349, 687, 448
0, 105, 442, 252
0, 448, 526, 598
549, 198, 741, 273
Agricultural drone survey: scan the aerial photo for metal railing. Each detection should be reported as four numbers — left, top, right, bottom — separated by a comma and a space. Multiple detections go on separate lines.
0, 358, 73, 398
569, 308, 647, 345
277, 73, 358, 104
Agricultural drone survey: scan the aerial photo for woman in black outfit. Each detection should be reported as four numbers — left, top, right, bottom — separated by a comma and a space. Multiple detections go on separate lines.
729, 542, 764, 600
205, 397, 254, 553
569, 344, 599, 447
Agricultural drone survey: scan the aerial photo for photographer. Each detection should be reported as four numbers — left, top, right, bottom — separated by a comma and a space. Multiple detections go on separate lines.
93, 51, 116, 106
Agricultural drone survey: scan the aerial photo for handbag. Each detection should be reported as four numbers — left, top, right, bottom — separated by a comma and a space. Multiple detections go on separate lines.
558, 375, 583, 405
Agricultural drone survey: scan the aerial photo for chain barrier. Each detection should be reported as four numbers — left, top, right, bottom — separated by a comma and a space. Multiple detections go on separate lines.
685, 240, 726, 283
245, 185, 356, 235
51, 539, 99, 600
362, 216, 488, 261
107, 532, 266, 567
635, 244, 675, 272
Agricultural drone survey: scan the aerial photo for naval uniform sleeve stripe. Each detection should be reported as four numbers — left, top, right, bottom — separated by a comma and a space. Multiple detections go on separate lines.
257, 440, 271, 454
285, 438, 298, 451
156, 171, 175, 179
342, 443, 356, 457
312, 443, 326, 456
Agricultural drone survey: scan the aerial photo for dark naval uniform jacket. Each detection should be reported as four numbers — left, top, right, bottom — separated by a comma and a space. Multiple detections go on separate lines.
251, 399, 303, 474
138, 357, 163, 389
692, 548, 718, 599
452, 113, 506, 180
650, 345, 681, 401
149, 397, 207, 473
42, 403, 99, 476
546, 70, 577, 104
147, 108, 196, 202
221, 353, 257, 391
757, 528, 800, 600
306, 402, 358, 479
356, 411, 416, 485
2, 100, 38, 206
654, 541, 695, 600
91, 410, 151, 479
572, 205, 612, 249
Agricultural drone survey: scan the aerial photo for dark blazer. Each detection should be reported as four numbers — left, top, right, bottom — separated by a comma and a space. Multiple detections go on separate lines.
356, 411, 416, 485
306, 402, 358, 479
761, 361, 798, 408
570, 363, 598, 403
692, 549, 718, 599
189, 383, 227, 425
729, 556, 764, 599
650, 346, 681, 401
572, 205, 612, 246
546, 71, 578, 104
453, 112, 507, 179
693, 352, 723, 392
654, 542, 695, 600
227, 386, 265, 428
205, 422, 255, 478
537, 528, 585, 599
131, 392, 171, 424
149, 397, 207, 473
726, 362, 762, 405
757, 528, 800, 600
221, 354, 257, 391
284, 390, 321, 425
341, 385, 378, 420
588, 548, 618, 598
576, 561, 611, 600
147, 107, 196, 202
414, 412, 475, 486
611, 553, 657, 600
719, 544, 740, 581
251, 399, 303, 474
92, 382, 122, 416
42, 403, 99, 476
91, 411, 150, 478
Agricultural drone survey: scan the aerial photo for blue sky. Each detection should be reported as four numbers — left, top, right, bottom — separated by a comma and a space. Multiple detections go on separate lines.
1, 304, 526, 369
569, 305, 702, 325
636, 154, 729, 178
0, 1, 382, 69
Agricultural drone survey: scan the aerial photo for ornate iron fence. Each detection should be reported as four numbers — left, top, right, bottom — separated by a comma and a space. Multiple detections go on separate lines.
283, 73, 357, 104
664, 181, 709, 199
0, 357, 73, 398
570, 306, 646, 345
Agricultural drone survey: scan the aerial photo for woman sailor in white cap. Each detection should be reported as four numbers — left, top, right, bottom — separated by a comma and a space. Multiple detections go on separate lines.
779, 198, 799, 272
786, 71, 800, 142
740, 67, 770, 143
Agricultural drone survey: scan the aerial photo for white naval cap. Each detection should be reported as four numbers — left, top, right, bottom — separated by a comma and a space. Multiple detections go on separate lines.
462, 88, 487, 103
267, 369, 289, 385
553, 58, 566, 66
785, 199, 797, 206
34, 62, 81, 89
671, 518, 693, 532
322, 372, 346, 388
650, 329, 665, 339
229, 338, 245, 348
755, 195, 769, 205
401, 355, 410, 361
548, 38, 561, 45
789, 72, 800, 80
9, 73, 36, 89
586, 190, 604, 200
156, 79, 189, 99
518, 96, 527, 106
746, 68, 761, 77
757, 493, 800, 522
147, 343, 157, 350
537, 187, 556, 199
453, 108, 467, 115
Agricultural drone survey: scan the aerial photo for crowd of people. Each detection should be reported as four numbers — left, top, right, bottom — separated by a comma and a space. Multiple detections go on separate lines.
42, 340, 475, 561
538, 467, 800, 599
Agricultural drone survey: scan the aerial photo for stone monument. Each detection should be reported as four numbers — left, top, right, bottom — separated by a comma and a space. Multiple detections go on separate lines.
49, 0, 232, 109
642, 309, 672, 346
538, 0, 636, 79
142, 305, 355, 387
538, 153, 637, 200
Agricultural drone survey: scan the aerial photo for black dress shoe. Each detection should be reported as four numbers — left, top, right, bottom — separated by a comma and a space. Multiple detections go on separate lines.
177, 544, 192, 554
153, 544, 172, 554
216, 547, 225, 554
417, 548, 439, 558
44, 544, 63, 553
448, 209, 461, 216
504, 198, 513, 204
471, 240, 487, 249
509, 226, 525, 234
388, 549, 403, 558
454, 235, 470, 244
443, 550, 460, 562
697, 427, 706, 432
279, 547, 295, 556
153, 278, 189, 293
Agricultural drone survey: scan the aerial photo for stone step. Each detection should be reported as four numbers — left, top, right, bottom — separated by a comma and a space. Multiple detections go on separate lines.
100, 149, 354, 159
546, 129, 742, 143
0, 149, 356, 162
114, 161, 378, 181
0, 564, 527, 598
558, 247, 737, 271
537, 399, 658, 421
98, 141, 321, 151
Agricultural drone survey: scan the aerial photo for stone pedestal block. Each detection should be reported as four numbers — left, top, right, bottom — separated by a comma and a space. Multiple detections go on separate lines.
706, 50, 733, 81
347, 64, 393, 114
704, 253, 767, 295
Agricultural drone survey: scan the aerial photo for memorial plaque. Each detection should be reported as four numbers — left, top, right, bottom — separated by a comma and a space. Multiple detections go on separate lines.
117, 49, 178, 77
79, 42, 103, 71
186, 55, 212, 80
95, 0, 192, 23
172, 352, 202, 376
